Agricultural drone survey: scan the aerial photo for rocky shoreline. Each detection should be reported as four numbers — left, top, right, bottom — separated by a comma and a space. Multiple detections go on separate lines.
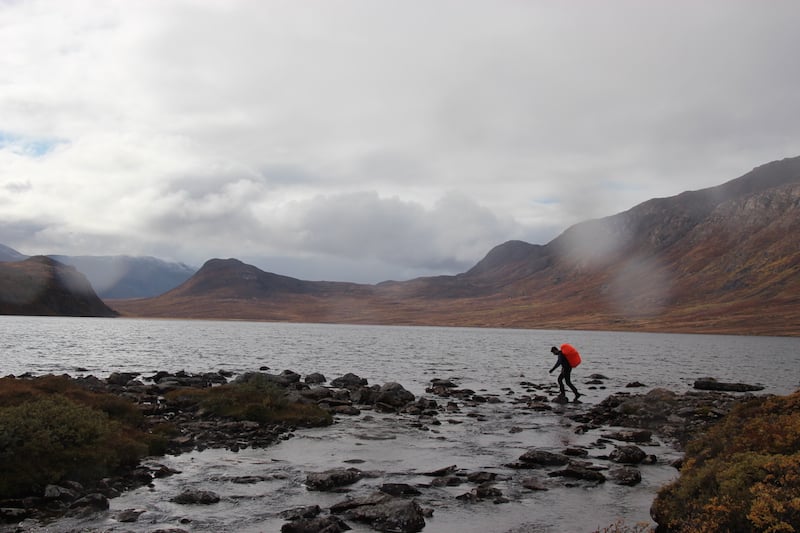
0, 369, 765, 532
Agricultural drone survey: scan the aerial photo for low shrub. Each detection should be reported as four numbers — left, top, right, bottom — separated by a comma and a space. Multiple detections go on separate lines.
0, 395, 148, 498
166, 377, 332, 427
652, 391, 800, 532
0, 374, 144, 426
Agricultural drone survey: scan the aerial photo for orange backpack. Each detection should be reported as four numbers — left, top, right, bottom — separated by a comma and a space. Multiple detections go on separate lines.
561, 344, 582, 368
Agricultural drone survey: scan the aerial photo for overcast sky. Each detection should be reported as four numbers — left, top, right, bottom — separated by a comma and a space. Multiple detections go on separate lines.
1, 1, 799, 283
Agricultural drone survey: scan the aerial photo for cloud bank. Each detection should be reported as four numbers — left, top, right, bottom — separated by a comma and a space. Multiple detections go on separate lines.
1, 1, 799, 282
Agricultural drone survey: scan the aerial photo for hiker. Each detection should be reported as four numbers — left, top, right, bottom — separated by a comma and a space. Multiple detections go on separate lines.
549, 344, 582, 402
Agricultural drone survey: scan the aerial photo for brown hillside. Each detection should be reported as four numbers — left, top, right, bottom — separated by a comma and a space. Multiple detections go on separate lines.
0, 257, 118, 317
111, 157, 800, 336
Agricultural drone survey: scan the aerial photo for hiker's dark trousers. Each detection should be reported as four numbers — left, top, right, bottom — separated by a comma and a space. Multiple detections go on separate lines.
558, 366, 579, 396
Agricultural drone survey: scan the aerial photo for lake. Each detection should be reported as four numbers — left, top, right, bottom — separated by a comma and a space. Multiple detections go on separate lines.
2, 316, 799, 532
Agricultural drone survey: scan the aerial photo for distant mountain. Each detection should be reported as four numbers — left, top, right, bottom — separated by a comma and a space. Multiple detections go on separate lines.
112, 156, 800, 336
0, 244, 26, 262
49, 255, 196, 299
0, 256, 117, 317
0, 247, 196, 298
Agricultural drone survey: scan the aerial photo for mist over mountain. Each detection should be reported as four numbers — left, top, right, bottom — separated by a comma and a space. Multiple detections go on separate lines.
48, 255, 196, 299
111, 156, 800, 336
0, 248, 196, 299
0, 256, 117, 317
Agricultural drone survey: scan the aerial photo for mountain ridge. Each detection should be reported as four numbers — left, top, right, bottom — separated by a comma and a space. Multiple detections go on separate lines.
110, 156, 800, 336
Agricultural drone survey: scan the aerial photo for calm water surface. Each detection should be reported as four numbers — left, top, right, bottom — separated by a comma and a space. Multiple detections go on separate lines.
2, 316, 799, 532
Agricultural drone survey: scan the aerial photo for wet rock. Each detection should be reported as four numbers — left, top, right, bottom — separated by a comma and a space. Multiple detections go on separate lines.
306, 468, 363, 491
305, 372, 327, 384
517, 449, 570, 467
429, 476, 463, 487
328, 405, 361, 416
375, 382, 415, 408
281, 515, 351, 533
429, 378, 458, 389
547, 464, 606, 483
456, 482, 504, 502
69, 493, 109, 511
626, 381, 647, 388
298, 386, 333, 401
562, 447, 589, 457
610, 467, 642, 486
231, 476, 267, 484
44, 484, 78, 502
107, 372, 140, 386
422, 464, 458, 477
116, 508, 146, 522
279, 505, 322, 520
466, 471, 497, 484
379, 483, 422, 496
601, 429, 653, 443
331, 373, 369, 389
152, 464, 181, 478
170, 489, 220, 505
693, 379, 764, 392
609, 445, 647, 465
521, 477, 548, 491
236, 370, 300, 388
332, 493, 426, 533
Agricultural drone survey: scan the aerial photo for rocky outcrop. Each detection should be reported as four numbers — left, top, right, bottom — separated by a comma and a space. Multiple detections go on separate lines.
570, 387, 747, 448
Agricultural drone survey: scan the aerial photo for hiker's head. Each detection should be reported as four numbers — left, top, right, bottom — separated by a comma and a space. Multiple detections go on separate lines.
550, 346, 560, 355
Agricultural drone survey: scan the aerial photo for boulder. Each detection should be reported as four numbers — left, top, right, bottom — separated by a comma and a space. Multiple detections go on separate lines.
331, 373, 369, 389
304, 373, 327, 384
332, 493, 425, 533
375, 382, 415, 408
609, 467, 642, 486
609, 445, 647, 465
